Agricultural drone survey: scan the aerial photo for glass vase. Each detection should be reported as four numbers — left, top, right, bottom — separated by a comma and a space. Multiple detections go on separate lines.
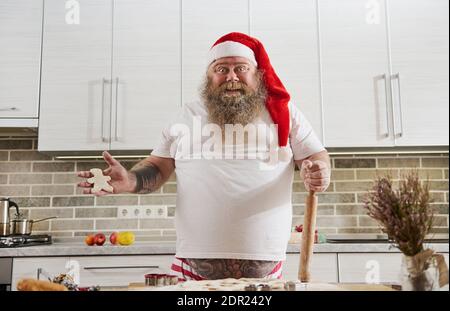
401, 253, 441, 291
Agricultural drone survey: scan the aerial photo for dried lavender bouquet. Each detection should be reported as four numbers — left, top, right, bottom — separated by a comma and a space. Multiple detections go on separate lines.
364, 171, 434, 256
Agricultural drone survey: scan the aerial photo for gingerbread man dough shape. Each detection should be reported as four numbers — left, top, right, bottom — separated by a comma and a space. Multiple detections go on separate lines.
87, 168, 113, 193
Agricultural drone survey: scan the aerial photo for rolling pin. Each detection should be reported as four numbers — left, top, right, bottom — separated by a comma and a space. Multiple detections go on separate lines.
298, 190, 318, 282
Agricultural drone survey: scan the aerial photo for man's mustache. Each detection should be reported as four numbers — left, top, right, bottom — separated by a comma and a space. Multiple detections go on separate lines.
216, 82, 251, 94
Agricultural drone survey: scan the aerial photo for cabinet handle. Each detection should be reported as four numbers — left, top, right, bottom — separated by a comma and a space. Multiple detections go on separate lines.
391, 73, 404, 138
37, 268, 52, 281
114, 77, 119, 142
381, 74, 390, 138
0, 107, 18, 112
101, 78, 109, 143
83, 265, 159, 270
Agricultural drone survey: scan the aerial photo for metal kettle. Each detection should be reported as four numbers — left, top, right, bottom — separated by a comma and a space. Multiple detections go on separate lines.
0, 198, 20, 236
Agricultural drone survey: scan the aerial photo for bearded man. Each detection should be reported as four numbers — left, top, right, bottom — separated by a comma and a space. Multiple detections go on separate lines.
77, 32, 331, 281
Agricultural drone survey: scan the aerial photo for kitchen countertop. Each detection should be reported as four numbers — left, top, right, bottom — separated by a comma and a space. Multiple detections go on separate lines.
0, 242, 448, 257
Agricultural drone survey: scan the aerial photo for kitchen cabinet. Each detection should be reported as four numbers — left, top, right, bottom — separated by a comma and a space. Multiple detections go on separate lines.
9, 252, 448, 290
38, 0, 112, 151
283, 253, 338, 282
338, 253, 402, 283
320, 0, 449, 147
182, 0, 249, 104
38, 0, 181, 152
109, 0, 180, 150
74, 255, 174, 287
320, 0, 393, 147
251, 0, 323, 141
0, 0, 42, 127
11, 255, 174, 290
338, 253, 449, 286
388, 0, 449, 146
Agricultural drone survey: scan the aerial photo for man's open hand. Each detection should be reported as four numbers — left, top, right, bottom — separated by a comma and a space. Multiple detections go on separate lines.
76, 151, 136, 196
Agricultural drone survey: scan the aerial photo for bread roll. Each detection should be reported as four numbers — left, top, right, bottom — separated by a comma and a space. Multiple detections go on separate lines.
17, 278, 68, 291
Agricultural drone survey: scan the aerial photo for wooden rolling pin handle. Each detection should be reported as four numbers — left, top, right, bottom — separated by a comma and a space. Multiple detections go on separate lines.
299, 190, 318, 283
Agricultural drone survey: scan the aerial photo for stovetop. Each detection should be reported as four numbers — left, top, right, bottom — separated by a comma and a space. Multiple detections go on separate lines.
0, 235, 52, 248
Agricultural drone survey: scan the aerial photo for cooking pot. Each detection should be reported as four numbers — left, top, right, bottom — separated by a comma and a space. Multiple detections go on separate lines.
1, 198, 20, 236
10, 217, 57, 235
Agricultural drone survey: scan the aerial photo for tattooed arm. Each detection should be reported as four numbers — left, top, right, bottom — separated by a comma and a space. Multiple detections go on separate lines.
77, 152, 175, 195
129, 155, 175, 194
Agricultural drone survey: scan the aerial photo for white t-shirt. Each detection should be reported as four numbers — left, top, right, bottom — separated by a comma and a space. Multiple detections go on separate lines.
152, 100, 324, 261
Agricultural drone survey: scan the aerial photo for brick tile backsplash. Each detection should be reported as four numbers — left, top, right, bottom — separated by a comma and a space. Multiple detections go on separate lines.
9, 197, 51, 207
75, 207, 118, 218
0, 185, 30, 196
96, 219, 139, 230
51, 219, 94, 231
10, 151, 52, 161
0, 162, 31, 173
30, 208, 74, 219
33, 162, 75, 172
422, 157, 449, 168
0, 139, 33, 150
96, 195, 138, 206
334, 158, 376, 168
0, 151, 8, 161
52, 196, 94, 207
334, 181, 374, 192
31, 185, 74, 196
356, 169, 399, 180
10, 173, 52, 184
378, 158, 420, 168
0, 136, 448, 241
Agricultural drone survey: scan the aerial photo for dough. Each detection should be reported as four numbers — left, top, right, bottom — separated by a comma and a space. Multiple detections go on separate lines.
87, 168, 113, 193
149, 278, 345, 291
155, 278, 288, 291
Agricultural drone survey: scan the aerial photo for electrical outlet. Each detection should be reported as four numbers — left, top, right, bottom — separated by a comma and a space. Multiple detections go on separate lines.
117, 206, 167, 219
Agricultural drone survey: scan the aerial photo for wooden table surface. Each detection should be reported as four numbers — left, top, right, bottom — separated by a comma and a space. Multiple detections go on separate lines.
101, 282, 399, 291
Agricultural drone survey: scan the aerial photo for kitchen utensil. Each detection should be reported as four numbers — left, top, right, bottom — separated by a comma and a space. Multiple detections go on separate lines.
0, 198, 20, 236
10, 217, 57, 236
0, 235, 52, 248
144, 274, 178, 287
298, 190, 318, 282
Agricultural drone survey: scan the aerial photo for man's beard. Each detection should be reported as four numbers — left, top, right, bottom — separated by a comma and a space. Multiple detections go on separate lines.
200, 71, 267, 129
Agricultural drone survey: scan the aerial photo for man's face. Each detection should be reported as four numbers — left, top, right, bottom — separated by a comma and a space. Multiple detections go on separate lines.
201, 57, 266, 128
207, 56, 259, 92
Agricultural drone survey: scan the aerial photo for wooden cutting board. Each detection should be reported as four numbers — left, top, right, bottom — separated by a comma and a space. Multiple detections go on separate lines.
124, 281, 397, 291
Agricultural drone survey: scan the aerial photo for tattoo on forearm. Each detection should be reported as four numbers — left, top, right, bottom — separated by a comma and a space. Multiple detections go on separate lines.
185, 258, 278, 280
131, 163, 162, 194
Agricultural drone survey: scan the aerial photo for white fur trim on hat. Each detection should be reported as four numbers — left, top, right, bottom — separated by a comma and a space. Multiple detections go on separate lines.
207, 41, 258, 67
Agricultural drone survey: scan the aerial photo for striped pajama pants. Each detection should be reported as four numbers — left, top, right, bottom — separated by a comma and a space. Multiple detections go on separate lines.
170, 257, 283, 281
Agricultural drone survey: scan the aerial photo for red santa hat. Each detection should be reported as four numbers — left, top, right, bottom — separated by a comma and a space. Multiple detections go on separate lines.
207, 32, 291, 161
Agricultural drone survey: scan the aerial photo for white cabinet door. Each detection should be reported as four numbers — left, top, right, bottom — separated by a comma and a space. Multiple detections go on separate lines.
320, 0, 394, 147
388, 0, 449, 146
0, 0, 42, 119
182, 0, 249, 104
110, 0, 181, 150
251, 0, 323, 141
12, 257, 70, 291
284, 253, 338, 282
38, 0, 112, 152
338, 253, 403, 283
74, 255, 174, 287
